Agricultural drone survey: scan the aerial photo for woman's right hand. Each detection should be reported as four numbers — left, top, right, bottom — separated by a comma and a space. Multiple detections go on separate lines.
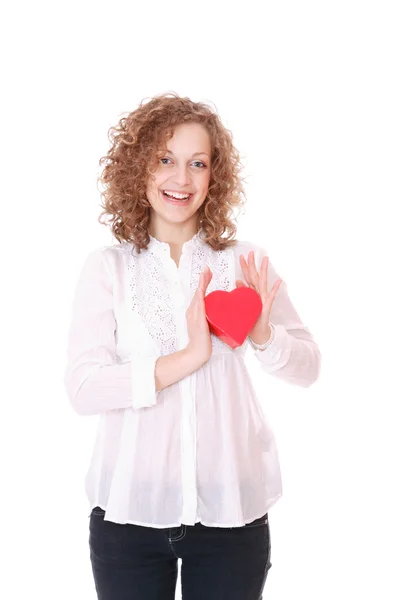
185, 265, 213, 368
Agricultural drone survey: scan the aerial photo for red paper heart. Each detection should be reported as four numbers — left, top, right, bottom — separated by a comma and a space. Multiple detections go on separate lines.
204, 287, 263, 349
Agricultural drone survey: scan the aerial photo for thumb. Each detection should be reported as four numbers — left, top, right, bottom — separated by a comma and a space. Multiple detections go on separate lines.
204, 266, 214, 293
197, 266, 211, 297
197, 269, 206, 295
235, 279, 246, 288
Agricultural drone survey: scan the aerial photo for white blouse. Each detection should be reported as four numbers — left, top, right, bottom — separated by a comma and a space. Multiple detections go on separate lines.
63, 230, 321, 528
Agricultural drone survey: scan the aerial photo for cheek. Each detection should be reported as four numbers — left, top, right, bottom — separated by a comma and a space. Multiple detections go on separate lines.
199, 171, 211, 190
146, 174, 162, 197
145, 188, 159, 208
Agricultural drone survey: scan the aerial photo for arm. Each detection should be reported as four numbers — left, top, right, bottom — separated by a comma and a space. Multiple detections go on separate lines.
234, 242, 322, 387
155, 348, 201, 392
63, 248, 200, 416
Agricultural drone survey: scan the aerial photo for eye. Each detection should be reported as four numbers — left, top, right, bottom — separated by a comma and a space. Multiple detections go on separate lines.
160, 158, 207, 168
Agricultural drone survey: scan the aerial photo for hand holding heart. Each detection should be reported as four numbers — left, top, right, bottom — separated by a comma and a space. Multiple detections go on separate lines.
185, 265, 214, 367
186, 251, 283, 360
236, 251, 283, 345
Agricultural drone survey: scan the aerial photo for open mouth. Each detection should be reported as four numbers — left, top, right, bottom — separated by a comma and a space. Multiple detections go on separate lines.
161, 190, 194, 205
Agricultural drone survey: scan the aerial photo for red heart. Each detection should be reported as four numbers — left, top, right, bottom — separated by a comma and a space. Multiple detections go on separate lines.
204, 287, 263, 349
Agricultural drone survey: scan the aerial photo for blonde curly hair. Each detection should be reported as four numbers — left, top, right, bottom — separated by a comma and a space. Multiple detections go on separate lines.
97, 92, 247, 252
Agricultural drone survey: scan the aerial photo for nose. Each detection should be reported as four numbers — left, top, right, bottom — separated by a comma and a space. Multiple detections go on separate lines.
172, 164, 191, 188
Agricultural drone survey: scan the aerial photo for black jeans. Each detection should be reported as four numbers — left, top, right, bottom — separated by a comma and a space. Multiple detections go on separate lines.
89, 507, 272, 600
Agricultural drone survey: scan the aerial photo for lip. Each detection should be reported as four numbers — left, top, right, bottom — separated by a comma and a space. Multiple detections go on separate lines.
161, 190, 194, 206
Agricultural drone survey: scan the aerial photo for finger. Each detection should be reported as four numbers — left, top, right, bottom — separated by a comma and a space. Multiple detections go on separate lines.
239, 254, 251, 287
259, 256, 269, 298
241, 253, 256, 288
264, 278, 283, 309
247, 251, 260, 289
272, 279, 283, 296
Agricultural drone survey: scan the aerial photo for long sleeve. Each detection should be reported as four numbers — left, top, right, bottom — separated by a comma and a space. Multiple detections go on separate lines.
235, 242, 321, 387
63, 247, 160, 415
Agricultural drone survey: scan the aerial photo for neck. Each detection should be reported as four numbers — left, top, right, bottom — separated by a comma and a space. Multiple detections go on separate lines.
148, 220, 199, 246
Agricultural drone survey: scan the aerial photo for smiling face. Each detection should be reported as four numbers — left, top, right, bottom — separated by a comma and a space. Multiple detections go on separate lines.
146, 122, 212, 238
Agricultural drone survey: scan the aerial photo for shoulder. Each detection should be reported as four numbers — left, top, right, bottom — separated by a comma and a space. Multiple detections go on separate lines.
79, 242, 131, 275
81, 243, 119, 264
91, 241, 134, 260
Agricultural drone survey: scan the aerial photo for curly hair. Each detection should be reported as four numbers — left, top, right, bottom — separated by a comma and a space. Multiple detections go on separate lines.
97, 92, 247, 252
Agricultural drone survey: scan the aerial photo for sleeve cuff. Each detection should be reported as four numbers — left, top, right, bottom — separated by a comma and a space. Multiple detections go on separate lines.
252, 324, 291, 367
131, 355, 160, 409
249, 322, 276, 351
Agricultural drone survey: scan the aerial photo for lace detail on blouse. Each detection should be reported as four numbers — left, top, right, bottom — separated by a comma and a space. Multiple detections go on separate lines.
126, 247, 178, 356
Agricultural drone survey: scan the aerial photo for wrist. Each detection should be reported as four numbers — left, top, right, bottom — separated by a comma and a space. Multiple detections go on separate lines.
249, 325, 272, 346
249, 323, 275, 351
183, 345, 207, 370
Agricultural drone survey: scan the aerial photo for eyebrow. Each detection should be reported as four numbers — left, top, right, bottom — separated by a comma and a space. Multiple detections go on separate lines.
165, 150, 210, 158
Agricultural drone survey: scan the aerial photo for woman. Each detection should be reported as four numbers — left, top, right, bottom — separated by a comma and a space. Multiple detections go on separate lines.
64, 92, 321, 599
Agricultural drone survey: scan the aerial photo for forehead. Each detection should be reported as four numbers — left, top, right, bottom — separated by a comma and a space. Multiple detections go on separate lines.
165, 123, 211, 150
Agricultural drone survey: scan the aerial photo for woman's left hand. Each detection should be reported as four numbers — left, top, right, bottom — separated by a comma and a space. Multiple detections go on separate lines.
236, 251, 283, 345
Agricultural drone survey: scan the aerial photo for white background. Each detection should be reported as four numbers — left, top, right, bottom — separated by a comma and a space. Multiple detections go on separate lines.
1, 1, 399, 598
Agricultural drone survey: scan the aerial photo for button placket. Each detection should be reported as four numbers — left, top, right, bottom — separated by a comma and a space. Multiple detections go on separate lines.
177, 250, 198, 524
151, 237, 199, 524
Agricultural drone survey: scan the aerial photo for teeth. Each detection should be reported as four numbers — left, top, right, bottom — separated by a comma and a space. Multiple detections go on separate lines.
163, 190, 191, 200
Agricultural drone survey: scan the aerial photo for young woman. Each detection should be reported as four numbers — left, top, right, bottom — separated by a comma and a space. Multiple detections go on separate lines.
64, 92, 321, 599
